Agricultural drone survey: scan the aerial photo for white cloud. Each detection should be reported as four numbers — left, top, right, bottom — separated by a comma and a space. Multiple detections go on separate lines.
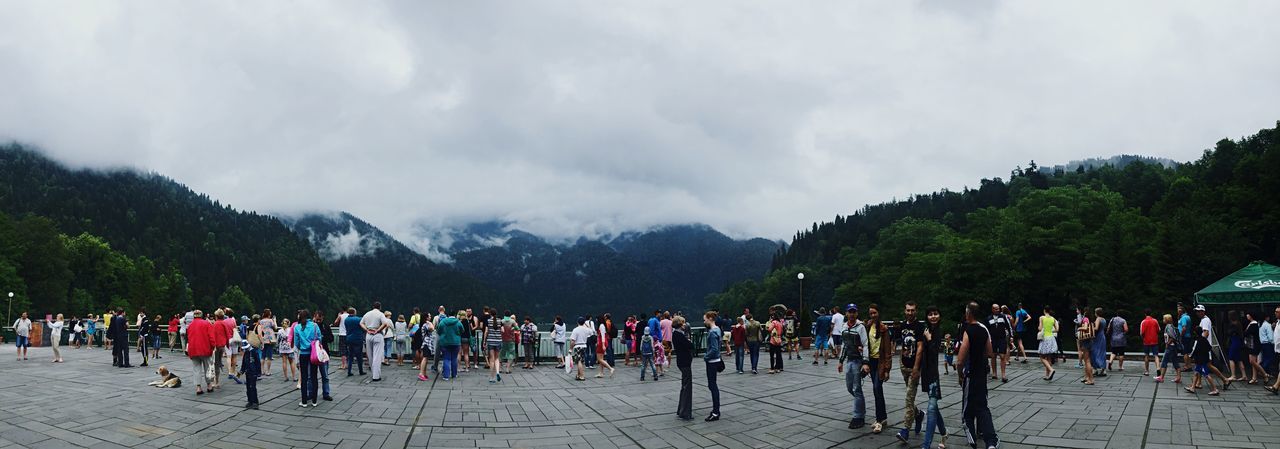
1, 1, 1278, 242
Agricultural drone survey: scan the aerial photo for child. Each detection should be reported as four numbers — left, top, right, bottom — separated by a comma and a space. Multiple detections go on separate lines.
942, 333, 955, 375
240, 331, 262, 409
639, 327, 657, 381
1185, 326, 1218, 396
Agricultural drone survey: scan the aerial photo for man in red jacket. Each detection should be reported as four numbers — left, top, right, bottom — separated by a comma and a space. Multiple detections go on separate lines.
186, 310, 218, 395
1139, 309, 1161, 377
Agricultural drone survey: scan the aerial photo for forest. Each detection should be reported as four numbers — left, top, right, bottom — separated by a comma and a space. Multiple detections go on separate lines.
710, 122, 1280, 330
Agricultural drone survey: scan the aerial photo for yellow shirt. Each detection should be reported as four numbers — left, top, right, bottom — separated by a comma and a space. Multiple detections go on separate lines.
409, 313, 421, 326
868, 324, 881, 359
1040, 315, 1056, 339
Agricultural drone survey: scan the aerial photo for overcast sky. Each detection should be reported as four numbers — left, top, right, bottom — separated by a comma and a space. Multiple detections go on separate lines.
2, 2, 1278, 245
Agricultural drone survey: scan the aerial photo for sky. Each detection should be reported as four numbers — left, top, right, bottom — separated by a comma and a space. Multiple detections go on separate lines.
2, 1, 1278, 246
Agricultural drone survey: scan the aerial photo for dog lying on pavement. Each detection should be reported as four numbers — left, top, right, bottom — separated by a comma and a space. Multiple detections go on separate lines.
149, 366, 182, 388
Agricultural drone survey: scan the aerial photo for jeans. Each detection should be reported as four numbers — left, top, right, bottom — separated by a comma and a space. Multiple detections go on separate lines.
748, 341, 761, 371
604, 338, 615, 366
922, 381, 947, 448
961, 376, 998, 448
346, 340, 365, 374
846, 359, 865, 421
318, 361, 330, 397
442, 345, 459, 379
677, 364, 692, 418
769, 343, 783, 370
705, 361, 720, 414
367, 337, 385, 379
299, 355, 318, 403
868, 358, 887, 422
901, 367, 919, 429
734, 346, 745, 372
384, 338, 394, 359
245, 367, 258, 404
641, 354, 657, 379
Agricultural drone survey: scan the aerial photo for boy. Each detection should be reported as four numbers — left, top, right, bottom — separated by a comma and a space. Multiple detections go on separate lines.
640, 327, 657, 380
239, 332, 262, 409
942, 334, 955, 375
1185, 326, 1219, 396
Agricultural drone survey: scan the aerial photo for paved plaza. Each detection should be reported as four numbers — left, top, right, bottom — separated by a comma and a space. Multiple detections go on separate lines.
1, 346, 1278, 449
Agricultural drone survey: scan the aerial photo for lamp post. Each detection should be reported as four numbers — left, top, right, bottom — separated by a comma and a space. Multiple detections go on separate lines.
6, 292, 12, 329
796, 273, 804, 332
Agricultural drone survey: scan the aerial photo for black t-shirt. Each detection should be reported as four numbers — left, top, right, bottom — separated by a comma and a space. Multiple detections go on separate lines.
921, 323, 941, 391
985, 315, 1009, 341
898, 321, 924, 368
963, 322, 990, 379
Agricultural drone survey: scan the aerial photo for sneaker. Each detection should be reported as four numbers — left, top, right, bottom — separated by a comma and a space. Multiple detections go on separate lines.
1154, 376, 1163, 383
871, 421, 884, 433
849, 418, 865, 429
896, 429, 909, 443
418, 374, 428, 381
310, 401, 318, 407
299, 401, 307, 407
323, 396, 333, 401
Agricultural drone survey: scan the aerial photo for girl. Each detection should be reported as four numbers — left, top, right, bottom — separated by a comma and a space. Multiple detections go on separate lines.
552, 316, 567, 369
1244, 312, 1270, 384
276, 318, 296, 386
459, 310, 472, 373
1155, 314, 1182, 384
84, 314, 96, 349
767, 313, 784, 374
672, 318, 693, 420
1225, 311, 1246, 381
1038, 306, 1058, 381
1077, 309, 1095, 385
942, 334, 955, 375
596, 317, 614, 378
259, 310, 277, 376
416, 318, 434, 381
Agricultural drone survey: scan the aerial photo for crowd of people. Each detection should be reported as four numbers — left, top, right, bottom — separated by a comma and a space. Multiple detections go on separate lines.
11, 299, 1280, 449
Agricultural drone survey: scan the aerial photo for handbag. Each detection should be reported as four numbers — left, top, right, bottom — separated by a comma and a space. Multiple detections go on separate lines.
311, 339, 330, 364
715, 359, 726, 373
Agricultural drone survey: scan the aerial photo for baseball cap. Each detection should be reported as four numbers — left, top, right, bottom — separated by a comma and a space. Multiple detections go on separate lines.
1194, 304, 1206, 312
845, 303, 858, 313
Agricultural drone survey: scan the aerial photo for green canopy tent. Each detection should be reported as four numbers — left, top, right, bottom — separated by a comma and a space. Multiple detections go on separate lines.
1194, 260, 1280, 305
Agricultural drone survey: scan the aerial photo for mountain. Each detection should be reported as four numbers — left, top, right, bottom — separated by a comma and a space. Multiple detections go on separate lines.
714, 127, 1280, 330
291, 216, 781, 318
0, 144, 359, 315
282, 213, 509, 314
1037, 155, 1177, 175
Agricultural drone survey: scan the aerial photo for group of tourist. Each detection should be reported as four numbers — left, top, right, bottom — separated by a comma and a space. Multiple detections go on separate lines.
12, 298, 1280, 449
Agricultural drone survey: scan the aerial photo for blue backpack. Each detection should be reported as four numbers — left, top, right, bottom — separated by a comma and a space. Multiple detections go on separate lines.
640, 336, 654, 356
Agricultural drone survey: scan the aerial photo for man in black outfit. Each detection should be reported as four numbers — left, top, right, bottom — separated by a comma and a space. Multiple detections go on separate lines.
673, 319, 694, 421
109, 307, 132, 368
985, 304, 1011, 382
955, 301, 998, 449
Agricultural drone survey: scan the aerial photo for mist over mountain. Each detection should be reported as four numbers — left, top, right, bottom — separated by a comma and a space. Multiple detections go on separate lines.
289, 215, 781, 317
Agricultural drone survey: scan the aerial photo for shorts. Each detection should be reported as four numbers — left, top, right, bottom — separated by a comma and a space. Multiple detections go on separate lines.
1194, 363, 1209, 376
831, 335, 842, 346
487, 342, 502, 351
262, 343, 275, 360
991, 338, 1008, 355
1180, 337, 1193, 355
15, 335, 29, 348
814, 334, 830, 350
1111, 347, 1126, 357
1143, 345, 1159, 357
944, 355, 954, 365
1160, 347, 1181, 368
501, 342, 517, 360
152, 335, 163, 349
572, 346, 587, 363
785, 334, 797, 344
226, 344, 239, 356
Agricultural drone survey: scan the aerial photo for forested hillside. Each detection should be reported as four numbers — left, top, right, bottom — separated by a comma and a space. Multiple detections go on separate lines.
0, 144, 359, 316
713, 122, 1280, 327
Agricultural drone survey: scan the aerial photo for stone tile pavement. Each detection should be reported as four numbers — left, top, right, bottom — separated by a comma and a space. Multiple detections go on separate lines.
1, 346, 1278, 448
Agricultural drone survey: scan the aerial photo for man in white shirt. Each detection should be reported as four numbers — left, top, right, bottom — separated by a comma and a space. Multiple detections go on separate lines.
180, 310, 194, 353
13, 312, 32, 360
831, 306, 846, 358
361, 302, 389, 381
334, 309, 349, 370
569, 318, 593, 381
1195, 305, 1232, 388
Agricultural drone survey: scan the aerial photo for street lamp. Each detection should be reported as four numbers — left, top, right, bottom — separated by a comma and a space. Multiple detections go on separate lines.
796, 273, 804, 333
6, 292, 12, 329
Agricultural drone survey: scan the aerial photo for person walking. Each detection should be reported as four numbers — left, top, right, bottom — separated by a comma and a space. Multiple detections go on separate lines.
360, 302, 388, 382
484, 312, 504, 382
438, 312, 462, 380
1267, 306, 1280, 394
595, 317, 614, 378
240, 328, 262, 409
551, 316, 566, 369
831, 303, 846, 360
46, 314, 65, 363
1154, 314, 1182, 384
920, 305, 948, 449
186, 310, 216, 395
569, 317, 592, 382
1037, 306, 1058, 381
1244, 312, 1270, 384
1185, 326, 1220, 396
894, 301, 925, 444
1076, 308, 1096, 385
1014, 303, 1031, 363
1259, 313, 1275, 380
259, 310, 277, 376
1225, 311, 1246, 381
209, 309, 231, 390
342, 308, 365, 376
767, 313, 784, 374
954, 301, 999, 449
837, 304, 867, 428
647, 312, 666, 378
673, 316, 694, 420
292, 310, 321, 407
1139, 309, 1160, 376
813, 307, 832, 365
865, 304, 892, 433
701, 313, 723, 422
985, 304, 1010, 382
312, 311, 333, 401
167, 315, 180, 352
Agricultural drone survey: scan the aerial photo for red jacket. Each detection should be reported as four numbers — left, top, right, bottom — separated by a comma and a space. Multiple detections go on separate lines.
186, 319, 217, 358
